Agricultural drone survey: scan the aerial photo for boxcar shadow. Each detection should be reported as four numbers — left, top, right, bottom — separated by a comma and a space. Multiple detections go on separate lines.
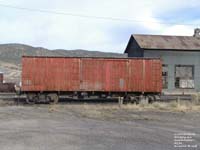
14, 97, 118, 105
59, 98, 118, 104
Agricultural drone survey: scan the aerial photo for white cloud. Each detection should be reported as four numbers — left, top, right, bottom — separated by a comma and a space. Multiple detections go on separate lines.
0, 0, 199, 53
162, 25, 194, 36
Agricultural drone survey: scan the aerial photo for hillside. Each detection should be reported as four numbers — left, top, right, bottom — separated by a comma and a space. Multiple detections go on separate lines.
0, 43, 127, 83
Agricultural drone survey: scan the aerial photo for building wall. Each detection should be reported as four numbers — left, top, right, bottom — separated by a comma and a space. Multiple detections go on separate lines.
125, 37, 144, 57
144, 50, 200, 94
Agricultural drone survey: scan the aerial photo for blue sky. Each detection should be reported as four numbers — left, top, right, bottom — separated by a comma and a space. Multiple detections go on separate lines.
0, 0, 199, 53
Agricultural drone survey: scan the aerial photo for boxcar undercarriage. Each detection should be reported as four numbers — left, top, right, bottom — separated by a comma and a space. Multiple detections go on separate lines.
23, 91, 160, 104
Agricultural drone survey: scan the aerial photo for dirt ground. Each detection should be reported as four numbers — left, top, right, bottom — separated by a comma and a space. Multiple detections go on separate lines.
0, 101, 199, 150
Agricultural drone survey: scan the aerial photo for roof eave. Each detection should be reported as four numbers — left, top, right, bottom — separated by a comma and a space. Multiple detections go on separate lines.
143, 48, 200, 52
124, 35, 142, 53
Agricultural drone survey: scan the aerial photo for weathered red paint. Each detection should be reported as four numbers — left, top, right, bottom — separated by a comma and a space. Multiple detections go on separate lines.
22, 57, 162, 93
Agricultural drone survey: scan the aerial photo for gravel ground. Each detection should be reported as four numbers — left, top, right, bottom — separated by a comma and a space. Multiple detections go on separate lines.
0, 104, 199, 150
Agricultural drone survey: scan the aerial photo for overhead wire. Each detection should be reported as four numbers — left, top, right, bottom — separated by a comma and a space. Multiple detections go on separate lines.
0, 3, 198, 26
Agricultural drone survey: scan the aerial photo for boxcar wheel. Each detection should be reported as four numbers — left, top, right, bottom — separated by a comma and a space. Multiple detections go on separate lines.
147, 95, 156, 104
124, 95, 132, 104
47, 94, 59, 104
26, 94, 37, 104
124, 95, 139, 104
135, 97, 140, 104
123, 95, 129, 104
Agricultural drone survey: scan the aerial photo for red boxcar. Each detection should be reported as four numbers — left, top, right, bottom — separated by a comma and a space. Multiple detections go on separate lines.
21, 56, 162, 104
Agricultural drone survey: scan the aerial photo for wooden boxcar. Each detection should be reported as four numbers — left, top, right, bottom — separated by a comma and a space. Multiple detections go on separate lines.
21, 56, 162, 104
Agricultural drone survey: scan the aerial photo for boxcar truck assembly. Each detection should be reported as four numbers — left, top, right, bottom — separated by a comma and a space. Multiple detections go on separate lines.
21, 56, 162, 104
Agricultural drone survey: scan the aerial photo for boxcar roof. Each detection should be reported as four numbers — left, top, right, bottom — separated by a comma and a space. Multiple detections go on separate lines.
22, 56, 161, 59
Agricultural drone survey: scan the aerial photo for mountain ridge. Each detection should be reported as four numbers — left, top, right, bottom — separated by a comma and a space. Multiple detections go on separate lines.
0, 43, 127, 83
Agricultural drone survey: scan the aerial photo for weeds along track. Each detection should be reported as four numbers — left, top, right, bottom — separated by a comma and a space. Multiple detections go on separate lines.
0, 93, 198, 111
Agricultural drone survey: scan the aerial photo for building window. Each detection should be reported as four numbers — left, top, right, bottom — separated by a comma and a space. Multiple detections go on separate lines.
175, 65, 194, 89
162, 64, 168, 89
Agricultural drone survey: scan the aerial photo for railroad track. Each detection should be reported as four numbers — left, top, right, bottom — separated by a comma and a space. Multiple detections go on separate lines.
0, 93, 16, 98
0, 93, 192, 103
0, 93, 25, 99
160, 95, 192, 101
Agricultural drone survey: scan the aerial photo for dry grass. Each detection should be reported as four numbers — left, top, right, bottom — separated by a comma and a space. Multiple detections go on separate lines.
0, 99, 15, 106
48, 105, 59, 113
45, 100, 200, 121
191, 93, 200, 105
138, 101, 200, 112
0, 98, 199, 121
69, 104, 119, 119
49, 101, 200, 113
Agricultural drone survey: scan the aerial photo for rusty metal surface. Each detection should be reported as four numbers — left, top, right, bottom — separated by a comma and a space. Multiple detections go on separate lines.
22, 57, 162, 93
80, 58, 128, 91
132, 34, 200, 50
0, 83, 15, 93
22, 57, 80, 92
